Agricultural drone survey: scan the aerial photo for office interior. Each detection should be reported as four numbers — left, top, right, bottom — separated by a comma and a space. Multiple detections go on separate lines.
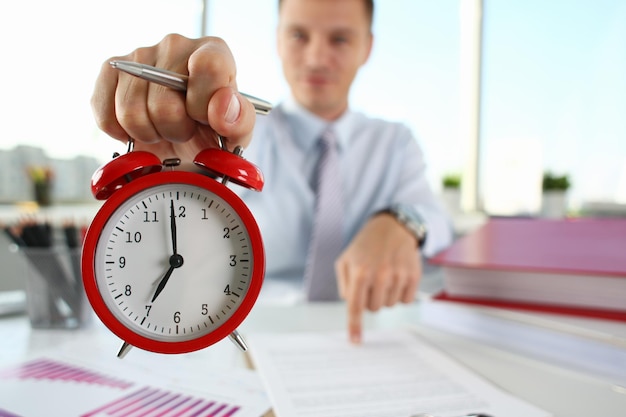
2, 0, 625, 284
1, 1, 625, 417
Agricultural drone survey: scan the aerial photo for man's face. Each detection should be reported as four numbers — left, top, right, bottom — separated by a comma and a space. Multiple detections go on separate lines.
277, 0, 373, 120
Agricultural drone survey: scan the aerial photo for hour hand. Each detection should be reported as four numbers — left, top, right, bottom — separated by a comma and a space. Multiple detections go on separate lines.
151, 265, 175, 303
151, 253, 184, 303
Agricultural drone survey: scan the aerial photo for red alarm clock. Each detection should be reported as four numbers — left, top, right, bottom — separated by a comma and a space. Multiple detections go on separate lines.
81, 144, 264, 357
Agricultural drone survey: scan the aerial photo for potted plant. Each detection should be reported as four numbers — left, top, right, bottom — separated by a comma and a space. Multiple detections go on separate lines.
27, 165, 54, 207
441, 173, 462, 215
541, 171, 570, 218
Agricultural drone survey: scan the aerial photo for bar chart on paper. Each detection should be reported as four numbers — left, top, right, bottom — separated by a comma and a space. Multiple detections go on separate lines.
82, 386, 242, 417
0, 358, 260, 417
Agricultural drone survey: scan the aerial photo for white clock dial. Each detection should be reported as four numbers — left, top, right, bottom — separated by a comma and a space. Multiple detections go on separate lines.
94, 183, 254, 342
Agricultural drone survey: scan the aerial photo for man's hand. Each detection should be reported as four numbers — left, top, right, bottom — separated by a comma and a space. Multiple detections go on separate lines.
336, 214, 422, 344
91, 34, 257, 163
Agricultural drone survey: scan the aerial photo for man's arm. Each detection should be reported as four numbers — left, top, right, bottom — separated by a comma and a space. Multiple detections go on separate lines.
336, 125, 453, 344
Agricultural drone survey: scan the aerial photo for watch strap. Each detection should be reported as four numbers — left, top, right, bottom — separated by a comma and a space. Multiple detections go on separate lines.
375, 204, 427, 248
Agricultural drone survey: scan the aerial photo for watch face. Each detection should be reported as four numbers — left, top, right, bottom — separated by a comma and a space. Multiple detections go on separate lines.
83, 172, 263, 353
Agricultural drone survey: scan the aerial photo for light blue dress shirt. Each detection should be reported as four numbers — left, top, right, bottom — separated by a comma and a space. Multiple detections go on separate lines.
238, 98, 453, 301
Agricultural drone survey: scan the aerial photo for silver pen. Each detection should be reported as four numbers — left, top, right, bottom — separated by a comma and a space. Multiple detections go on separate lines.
110, 60, 272, 115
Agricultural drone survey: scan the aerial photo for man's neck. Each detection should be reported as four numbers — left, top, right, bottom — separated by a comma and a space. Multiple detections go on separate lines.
292, 98, 349, 121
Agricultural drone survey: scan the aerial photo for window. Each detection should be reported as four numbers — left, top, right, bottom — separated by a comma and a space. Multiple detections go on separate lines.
0, 0, 201, 162
479, 0, 626, 214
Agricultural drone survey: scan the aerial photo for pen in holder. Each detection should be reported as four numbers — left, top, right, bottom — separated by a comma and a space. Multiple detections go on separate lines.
19, 246, 91, 329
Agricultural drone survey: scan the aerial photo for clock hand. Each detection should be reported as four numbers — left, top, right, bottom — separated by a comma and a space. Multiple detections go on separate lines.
151, 265, 174, 303
170, 199, 177, 255
151, 200, 183, 303
151, 254, 184, 303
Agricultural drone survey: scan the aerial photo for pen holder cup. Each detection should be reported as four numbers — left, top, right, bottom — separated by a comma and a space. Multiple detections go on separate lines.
20, 247, 91, 329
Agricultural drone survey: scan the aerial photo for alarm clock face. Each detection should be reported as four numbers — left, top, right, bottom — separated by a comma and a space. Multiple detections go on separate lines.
84, 172, 263, 353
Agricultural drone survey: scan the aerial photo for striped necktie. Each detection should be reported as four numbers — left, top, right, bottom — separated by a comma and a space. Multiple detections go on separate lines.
304, 129, 344, 301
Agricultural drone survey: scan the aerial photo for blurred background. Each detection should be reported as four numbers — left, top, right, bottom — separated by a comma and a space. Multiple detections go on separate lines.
0, 0, 624, 216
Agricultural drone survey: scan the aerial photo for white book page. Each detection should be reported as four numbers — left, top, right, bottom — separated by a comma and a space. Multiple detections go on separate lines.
247, 328, 551, 417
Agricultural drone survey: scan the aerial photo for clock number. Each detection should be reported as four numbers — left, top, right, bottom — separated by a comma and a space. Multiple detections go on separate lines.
124, 285, 132, 296
223, 227, 230, 239
201, 304, 208, 315
173, 311, 181, 323
125, 232, 142, 243
201, 208, 209, 220
178, 206, 186, 218
145, 305, 152, 316
119, 256, 126, 268
143, 211, 158, 222
229, 255, 237, 267
224, 285, 231, 295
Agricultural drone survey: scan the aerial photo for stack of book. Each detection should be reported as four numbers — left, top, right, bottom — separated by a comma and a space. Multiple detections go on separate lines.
429, 217, 626, 321
421, 217, 626, 383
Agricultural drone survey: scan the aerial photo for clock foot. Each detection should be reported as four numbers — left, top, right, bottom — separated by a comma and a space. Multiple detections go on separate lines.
228, 329, 248, 352
117, 341, 133, 359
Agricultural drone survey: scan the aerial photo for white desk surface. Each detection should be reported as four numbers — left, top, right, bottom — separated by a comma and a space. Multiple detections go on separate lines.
2, 302, 625, 417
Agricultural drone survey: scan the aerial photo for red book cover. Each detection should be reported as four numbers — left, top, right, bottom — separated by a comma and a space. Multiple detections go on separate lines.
429, 217, 626, 277
432, 291, 626, 322
428, 217, 626, 320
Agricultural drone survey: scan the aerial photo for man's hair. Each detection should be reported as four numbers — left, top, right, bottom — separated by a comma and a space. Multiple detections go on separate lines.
278, 0, 374, 28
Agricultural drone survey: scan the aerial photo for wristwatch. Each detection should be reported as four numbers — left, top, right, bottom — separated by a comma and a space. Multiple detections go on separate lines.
376, 204, 428, 248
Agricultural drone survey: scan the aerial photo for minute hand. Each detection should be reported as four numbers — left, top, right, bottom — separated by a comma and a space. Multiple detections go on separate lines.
170, 199, 177, 255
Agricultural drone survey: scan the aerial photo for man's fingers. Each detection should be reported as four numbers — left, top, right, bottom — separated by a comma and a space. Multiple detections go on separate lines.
345, 268, 368, 344
116, 72, 165, 144
207, 88, 256, 149
92, 34, 255, 154
185, 41, 256, 149
91, 58, 129, 143
186, 38, 236, 125
147, 85, 196, 143
366, 279, 385, 312
385, 274, 405, 307
401, 272, 419, 303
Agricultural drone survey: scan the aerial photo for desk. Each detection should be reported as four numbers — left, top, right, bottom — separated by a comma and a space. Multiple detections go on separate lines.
2, 303, 625, 417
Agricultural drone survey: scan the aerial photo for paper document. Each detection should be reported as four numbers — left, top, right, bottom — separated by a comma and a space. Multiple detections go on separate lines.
0, 339, 270, 417
247, 329, 551, 417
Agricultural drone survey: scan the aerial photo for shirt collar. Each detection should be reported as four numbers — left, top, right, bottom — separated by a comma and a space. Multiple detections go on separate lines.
279, 96, 355, 152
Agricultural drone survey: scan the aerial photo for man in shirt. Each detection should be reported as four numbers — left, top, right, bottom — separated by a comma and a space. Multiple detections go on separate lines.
91, 0, 453, 343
